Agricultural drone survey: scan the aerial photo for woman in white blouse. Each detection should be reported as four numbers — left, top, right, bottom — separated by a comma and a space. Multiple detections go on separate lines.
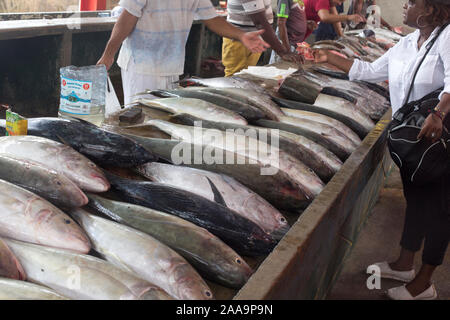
314, 0, 449, 300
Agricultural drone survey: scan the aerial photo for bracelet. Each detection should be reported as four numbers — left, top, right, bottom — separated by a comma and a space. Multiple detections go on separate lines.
433, 106, 446, 121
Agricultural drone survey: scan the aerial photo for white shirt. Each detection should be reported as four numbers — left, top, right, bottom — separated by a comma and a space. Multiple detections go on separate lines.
117, 0, 217, 76
349, 27, 450, 115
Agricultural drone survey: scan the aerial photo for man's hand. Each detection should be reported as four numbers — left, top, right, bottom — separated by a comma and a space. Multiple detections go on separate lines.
280, 52, 305, 64
307, 20, 318, 31
312, 49, 328, 63
348, 14, 366, 24
240, 29, 271, 53
97, 54, 115, 71
417, 113, 444, 143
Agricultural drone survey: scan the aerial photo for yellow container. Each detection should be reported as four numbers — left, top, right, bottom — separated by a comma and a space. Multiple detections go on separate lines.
5, 109, 28, 136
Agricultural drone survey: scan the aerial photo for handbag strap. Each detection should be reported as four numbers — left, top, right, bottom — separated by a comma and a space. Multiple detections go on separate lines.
403, 22, 450, 106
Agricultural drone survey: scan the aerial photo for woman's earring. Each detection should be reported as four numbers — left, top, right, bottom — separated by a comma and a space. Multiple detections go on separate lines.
416, 15, 430, 28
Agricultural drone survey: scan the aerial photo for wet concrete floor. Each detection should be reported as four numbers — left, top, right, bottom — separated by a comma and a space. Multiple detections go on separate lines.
327, 167, 449, 300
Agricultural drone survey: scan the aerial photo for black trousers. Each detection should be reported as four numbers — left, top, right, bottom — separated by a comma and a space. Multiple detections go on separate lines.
399, 169, 450, 266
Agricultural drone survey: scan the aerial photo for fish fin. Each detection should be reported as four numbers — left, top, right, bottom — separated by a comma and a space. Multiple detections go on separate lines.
132, 91, 151, 97
150, 90, 179, 98
205, 177, 227, 207
55, 134, 71, 147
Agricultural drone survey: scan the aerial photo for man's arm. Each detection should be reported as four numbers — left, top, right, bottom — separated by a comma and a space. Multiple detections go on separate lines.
277, 17, 291, 52
203, 16, 270, 53
248, 11, 303, 63
97, 10, 139, 70
330, 7, 344, 38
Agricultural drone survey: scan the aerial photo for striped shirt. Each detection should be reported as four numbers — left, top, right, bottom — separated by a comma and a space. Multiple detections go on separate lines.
117, 0, 217, 76
227, 0, 274, 31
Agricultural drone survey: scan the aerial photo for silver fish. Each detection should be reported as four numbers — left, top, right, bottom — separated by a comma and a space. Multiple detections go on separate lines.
0, 179, 91, 254
0, 239, 26, 280
4, 239, 173, 300
146, 120, 325, 202
0, 135, 110, 193
0, 278, 69, 300
136, 97, 248, 125
86, 193, 253, 289
280, 108, 361, 147
0, 154, 88, 208
71, 208, 214, 300
136, 162, 290, 239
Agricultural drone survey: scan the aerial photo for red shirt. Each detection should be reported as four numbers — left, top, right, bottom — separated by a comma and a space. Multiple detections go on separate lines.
303, 0, 331, 38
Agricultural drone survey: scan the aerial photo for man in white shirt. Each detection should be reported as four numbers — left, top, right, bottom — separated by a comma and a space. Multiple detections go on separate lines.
97, 0, 270, 105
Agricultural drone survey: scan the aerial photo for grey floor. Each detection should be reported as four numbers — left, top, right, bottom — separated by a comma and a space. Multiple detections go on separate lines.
327, 167, 449, 300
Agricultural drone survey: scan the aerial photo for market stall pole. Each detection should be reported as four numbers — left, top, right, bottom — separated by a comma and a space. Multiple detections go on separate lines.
79, 0, 106, 11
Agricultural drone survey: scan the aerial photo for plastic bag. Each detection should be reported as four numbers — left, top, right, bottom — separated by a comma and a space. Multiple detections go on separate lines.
105, 76, 122, 116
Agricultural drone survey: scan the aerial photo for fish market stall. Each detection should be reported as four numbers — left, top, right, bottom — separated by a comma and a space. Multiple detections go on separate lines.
0, 14, 221, 117
0, 22, 402, 300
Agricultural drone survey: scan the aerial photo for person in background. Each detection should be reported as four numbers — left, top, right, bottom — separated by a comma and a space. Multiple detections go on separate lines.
223, 0, 304, 77
270, 0, 318, 63
97, 0, 270, 105
303, 0, 365, 40
313, 0, 450, 300
347, 0, 394, 30
313, 2, 344, 40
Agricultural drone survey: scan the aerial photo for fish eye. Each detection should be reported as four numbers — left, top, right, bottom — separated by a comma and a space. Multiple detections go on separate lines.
55, 180, 62, 186
280, 217, 286, 223
64, 219, 71, 224
204, 290, 212, 298
235, 258, 242, 264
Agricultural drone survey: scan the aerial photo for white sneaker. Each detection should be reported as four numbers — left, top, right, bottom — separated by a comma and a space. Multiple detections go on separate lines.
368, 261, 415, 282
387, 284, 438, 300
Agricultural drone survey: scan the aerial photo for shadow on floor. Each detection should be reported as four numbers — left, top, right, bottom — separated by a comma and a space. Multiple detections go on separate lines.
327, 167, 449, 300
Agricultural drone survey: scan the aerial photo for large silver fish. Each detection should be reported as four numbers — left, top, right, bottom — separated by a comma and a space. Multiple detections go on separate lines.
4, 239, 173, 300
169, 113, 343, 182
0, 179, 91, 254
280, 108, 361, 147
71, 209, 214, 300
276, 116, 357, 160
194, 87, 285, 121
0, 239, 26, 280
0, 154, 88, 209
0, 136, 110, 193
135, 97, 248, 125
146, 120, 325, 203
0, 278, 69, 300
86, 194, 253, 289
136, 162, 289, 239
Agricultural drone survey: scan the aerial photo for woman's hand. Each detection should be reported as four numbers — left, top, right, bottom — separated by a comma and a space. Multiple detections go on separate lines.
417, 113, 444, 143
313, 49, 329, 63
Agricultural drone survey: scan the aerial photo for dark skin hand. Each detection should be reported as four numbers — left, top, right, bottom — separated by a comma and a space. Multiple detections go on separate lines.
250, 11, 304, 64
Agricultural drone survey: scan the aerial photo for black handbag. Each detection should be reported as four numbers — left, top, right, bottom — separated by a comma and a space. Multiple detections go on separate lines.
387, 23, 450, 186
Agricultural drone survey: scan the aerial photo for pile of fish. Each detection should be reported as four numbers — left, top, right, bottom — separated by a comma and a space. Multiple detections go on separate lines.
0, 28, 397, 300
0, 119, 286, 300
